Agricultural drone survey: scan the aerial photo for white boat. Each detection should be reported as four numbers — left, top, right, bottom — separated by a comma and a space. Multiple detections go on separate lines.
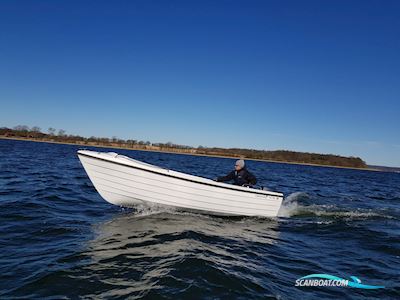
77, 150, 284, 217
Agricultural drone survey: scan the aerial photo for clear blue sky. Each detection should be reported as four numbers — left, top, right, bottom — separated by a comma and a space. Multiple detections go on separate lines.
1, 0, 399, 166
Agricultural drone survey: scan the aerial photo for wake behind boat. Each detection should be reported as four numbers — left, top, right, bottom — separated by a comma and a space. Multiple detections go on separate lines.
77, 150, 283, 217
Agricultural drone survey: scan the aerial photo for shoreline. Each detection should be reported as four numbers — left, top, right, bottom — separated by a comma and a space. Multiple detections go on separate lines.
0, 136, 382, 172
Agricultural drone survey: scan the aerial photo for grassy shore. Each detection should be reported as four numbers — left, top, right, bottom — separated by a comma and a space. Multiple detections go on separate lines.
0, 136, 381, 172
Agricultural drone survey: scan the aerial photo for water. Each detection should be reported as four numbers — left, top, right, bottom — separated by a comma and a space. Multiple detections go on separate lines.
0, 139, 399, 299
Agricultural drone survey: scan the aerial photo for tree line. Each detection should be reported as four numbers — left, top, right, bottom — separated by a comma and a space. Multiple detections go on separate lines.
0, 125, 367, 168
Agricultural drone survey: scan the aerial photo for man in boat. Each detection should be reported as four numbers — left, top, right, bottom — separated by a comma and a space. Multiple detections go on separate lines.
215, 159, 257, 187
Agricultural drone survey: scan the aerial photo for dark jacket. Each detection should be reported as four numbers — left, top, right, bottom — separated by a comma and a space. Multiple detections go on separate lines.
216, 167, 257, 186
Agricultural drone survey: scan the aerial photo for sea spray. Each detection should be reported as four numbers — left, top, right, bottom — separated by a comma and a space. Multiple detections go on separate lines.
278, 192, 309, 217
278, 193, 392, 220
132, 203, 177, 217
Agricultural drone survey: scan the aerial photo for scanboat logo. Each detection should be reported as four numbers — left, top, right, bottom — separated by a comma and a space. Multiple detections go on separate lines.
295, 274, 385, 289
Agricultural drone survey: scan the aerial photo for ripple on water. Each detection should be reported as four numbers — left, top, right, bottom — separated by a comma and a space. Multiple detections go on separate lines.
0, 139, 399, 299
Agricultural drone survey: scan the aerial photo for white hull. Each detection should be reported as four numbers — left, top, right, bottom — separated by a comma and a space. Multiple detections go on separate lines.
77, 150, 283, 217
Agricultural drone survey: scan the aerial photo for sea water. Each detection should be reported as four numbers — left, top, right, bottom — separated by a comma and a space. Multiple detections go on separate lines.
0, 139, 399, 299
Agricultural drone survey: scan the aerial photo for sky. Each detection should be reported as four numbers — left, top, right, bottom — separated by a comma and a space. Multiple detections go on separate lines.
1, 0, 399, 166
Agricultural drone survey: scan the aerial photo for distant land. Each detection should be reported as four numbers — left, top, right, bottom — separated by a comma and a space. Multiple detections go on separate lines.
367, 165, 400, 173
0, 125, 378, 170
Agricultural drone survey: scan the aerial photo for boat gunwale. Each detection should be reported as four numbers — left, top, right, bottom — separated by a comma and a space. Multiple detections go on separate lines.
77, 150, 284, 198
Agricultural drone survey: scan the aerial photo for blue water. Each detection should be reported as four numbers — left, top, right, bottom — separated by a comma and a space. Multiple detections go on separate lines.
0, 139, 399, 299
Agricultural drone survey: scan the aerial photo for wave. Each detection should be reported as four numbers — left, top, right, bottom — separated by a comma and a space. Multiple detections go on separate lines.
278, 192, 308, 217
278, 192, 394, 220
124, 203, 178, 218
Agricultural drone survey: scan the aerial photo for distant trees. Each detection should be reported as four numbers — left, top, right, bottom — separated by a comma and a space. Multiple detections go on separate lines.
0, 127, 12, 136
5, 125, 46, 138
30, 126, 42, 138
0, 126, 368, 168
48, 127, 56, 135
126, 139, 138, 148
31, 126, 41, 133
13, 125, 30, 132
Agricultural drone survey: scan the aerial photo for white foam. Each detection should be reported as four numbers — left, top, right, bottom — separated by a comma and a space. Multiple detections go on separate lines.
278, 193, 393, 220
307, 208, 392, 219
130, 203, 177, 217
278, 192, 307, 217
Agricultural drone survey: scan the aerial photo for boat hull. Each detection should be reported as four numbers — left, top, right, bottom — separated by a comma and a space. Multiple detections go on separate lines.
77, 150, 283, 217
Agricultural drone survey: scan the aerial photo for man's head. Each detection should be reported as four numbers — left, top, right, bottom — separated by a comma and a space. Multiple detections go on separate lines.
235, 159, 245, 171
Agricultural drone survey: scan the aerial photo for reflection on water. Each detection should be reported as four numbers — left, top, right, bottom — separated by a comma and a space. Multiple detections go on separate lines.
80, 211, 280, 298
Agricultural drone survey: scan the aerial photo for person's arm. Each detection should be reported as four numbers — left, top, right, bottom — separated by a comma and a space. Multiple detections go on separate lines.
216, 170, 235, 182
246, 171, 257, 185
